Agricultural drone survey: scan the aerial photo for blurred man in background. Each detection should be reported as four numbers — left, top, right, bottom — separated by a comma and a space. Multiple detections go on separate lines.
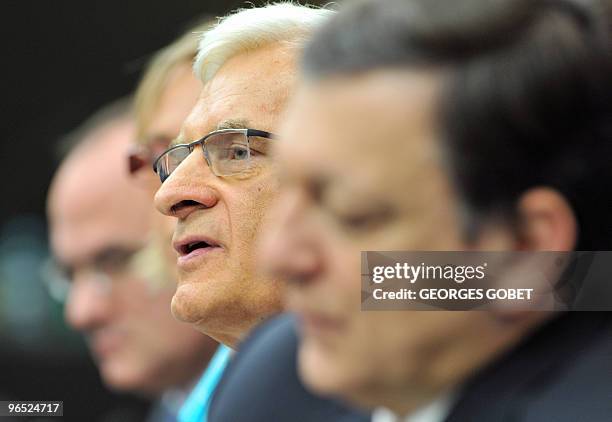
47, 100, 217, 421
257, 0, 612, 420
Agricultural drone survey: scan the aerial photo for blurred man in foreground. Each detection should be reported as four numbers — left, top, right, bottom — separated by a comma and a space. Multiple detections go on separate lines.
48, 101, 216, 421
218, 0, 612, 420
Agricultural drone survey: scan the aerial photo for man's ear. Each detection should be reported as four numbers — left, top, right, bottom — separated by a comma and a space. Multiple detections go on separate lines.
517, 187, 577, 251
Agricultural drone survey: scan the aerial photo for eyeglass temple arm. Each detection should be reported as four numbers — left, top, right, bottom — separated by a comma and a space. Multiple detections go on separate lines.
246, 129, 275, 139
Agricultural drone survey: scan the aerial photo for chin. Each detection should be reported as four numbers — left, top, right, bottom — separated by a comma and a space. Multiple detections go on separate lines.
100, 360, 154, 396
298, 337, 346, 396
298, 341, 377, 411
171, 282, 206, 324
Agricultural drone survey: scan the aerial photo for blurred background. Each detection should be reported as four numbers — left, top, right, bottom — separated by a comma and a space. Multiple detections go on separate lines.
0, 1, 323, 420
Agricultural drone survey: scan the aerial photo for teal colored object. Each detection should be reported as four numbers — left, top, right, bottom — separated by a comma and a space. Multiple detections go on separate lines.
179, 344, 232, 422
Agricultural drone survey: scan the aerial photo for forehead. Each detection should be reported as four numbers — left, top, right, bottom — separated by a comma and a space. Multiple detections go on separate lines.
49, 124, 151, 264
180, 43, 299, 142
280, 69, 444, 186
146, 63, 201, 140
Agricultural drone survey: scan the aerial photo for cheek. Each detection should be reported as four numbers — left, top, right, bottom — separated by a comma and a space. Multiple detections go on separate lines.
339, 250, 361, 290
113, 278, 155, 312
129, 294, 182, 349
325, 233, 362, 295
227, 176, 280, 245
152, 212, 175, 237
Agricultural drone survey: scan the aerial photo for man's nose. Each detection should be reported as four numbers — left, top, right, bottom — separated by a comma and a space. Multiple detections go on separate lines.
154, 150, 219, 220
259, 192, 321, 284
64, 274, 112, 332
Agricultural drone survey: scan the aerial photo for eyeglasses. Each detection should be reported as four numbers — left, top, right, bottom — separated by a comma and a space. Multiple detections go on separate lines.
127, 139, 172, 176
152, 128, 275, 183
41, 247, 141, 303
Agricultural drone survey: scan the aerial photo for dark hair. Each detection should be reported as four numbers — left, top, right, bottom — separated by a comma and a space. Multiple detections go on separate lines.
302, 0, 612, 250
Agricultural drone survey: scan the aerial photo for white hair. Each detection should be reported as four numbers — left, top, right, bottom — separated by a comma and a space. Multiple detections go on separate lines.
194, 2, 335, 83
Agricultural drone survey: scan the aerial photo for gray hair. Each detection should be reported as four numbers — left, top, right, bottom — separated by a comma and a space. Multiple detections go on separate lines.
194, 2, 335, 83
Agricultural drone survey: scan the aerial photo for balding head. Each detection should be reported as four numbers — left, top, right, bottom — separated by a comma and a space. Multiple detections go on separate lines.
48, 112, 216, 396
49, 117, 151, 266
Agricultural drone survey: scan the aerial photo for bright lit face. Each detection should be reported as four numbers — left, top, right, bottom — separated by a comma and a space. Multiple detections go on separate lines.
49, 120, 212, 396
154, 43, 297, 347
261, 70, 523, 413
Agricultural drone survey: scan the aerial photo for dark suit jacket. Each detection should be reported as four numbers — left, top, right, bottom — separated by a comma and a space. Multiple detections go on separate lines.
208, 315, 370, 422
210, 312, 612, 422
446, 312, 612, 421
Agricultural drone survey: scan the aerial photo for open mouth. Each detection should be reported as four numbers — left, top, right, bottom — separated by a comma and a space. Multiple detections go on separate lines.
174, 237, 221, 257
181, 241, 211, 255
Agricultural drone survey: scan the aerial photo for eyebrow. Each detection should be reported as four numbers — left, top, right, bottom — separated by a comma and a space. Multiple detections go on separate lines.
169, 118, 253, 147
216, 118, 252, 130
169, 133, 189, 147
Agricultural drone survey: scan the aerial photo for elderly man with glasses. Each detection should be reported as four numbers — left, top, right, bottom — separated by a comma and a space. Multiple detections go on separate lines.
141, 6, 358, 421
153, 3, 334, 349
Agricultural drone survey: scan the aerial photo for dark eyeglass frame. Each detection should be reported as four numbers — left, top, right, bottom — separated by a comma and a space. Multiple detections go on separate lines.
152, 128, 275, 182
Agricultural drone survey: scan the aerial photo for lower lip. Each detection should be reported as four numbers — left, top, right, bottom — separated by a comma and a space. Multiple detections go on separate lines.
177, 247, 222, 268
91, 333, 123, 358
299, 312, 346, 336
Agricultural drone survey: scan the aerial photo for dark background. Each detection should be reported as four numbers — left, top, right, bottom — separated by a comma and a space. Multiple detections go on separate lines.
1, 0, 245, 225
0, 1, 323, 420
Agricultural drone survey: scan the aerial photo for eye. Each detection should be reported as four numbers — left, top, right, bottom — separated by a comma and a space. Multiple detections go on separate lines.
228, 144, 250, 160
96, 249, 137, 275
334, 208, 394, 232
340, 213, 382, 229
